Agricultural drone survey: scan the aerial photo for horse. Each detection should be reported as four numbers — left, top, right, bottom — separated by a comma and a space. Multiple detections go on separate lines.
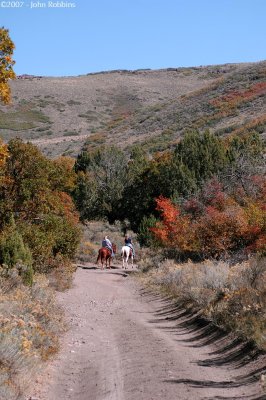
121, 245, 134, 269
96, 244, 116, 270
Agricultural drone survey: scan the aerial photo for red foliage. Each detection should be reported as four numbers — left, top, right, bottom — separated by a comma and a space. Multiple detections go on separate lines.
152, 178, 266, 258
247, 233, 266, 254
210, 82, 266, 110
183, 198, 203, 218
196, 204, 248, 256
228, 115, 266, 137
56, 191, 80, 223
201, 178, 227, 210
151, 196, 198, 252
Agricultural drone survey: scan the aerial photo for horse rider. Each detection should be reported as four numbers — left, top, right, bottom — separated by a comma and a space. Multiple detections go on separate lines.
102, 235, 114, 257
124, 234, 135, 256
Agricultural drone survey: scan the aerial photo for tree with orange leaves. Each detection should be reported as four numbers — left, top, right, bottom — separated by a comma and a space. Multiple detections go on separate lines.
151, 196, 199, 254
0, 27, 16, 105
0, 139, 8, 169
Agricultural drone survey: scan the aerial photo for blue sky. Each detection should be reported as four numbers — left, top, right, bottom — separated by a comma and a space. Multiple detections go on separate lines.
1, 0, 266, 76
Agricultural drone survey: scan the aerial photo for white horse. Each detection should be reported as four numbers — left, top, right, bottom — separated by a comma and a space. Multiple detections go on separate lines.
121, 246, 134, 269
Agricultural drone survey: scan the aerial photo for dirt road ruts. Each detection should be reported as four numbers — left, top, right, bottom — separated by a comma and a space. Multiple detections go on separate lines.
27, 265, 265, 400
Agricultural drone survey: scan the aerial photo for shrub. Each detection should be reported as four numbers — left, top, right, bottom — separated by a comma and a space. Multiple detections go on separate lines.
0, 217, 33, 285
137, 215, 158, 247
143, 256, 266, 349
47, 255, 77, 291
0, 217, 32, 268
0, 271, 65, 400
151, 173, 266, 259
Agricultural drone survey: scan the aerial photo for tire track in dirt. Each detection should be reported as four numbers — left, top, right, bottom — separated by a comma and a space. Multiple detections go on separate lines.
26, 266, 265, 400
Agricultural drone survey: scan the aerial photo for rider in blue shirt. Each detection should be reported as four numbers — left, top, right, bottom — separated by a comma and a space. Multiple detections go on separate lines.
124, 234, 135, 256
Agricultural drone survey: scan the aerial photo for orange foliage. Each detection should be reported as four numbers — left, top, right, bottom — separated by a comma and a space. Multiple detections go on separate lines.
55, 191, 79, 223
151, 177, 266, 257
229, 115, 266, 137
197, 204, 249, 255
0, 139, 9, 169
53, 156, 77, 191
210, 82, 266, 110
0, 28, 16, 104
151, 196, 199, 252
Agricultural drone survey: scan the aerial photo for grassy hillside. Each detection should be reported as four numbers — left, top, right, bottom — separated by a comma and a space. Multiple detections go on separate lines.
0, 61, 265, 157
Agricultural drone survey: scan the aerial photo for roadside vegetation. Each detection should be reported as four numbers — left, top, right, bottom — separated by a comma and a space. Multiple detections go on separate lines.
0, 271, 65, 399
0, 30, 81, 399
138, 255, 266, 350
0, 138, 81, 399
0, 33, 81, 397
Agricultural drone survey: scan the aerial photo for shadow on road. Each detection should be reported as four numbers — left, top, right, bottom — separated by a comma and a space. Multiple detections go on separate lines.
78, 264, 139, 277
139, 288, 266, 399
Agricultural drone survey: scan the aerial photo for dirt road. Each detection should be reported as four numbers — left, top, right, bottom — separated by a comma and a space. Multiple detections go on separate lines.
28, 265, 265, 400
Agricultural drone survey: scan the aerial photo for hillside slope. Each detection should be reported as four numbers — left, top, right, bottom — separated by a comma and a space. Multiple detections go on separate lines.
0, 61, 265, 157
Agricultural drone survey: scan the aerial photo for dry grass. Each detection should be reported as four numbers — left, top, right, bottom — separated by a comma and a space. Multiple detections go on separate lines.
140, 256, 266, 350
0, 268, 65, 400
47, 255, 77, 292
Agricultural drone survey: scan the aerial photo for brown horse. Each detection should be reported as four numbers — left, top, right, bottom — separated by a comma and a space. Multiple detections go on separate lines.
96, 244, 116, 270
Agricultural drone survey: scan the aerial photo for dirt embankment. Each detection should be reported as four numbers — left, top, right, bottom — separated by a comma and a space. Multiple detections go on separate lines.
26, 265, 265, 400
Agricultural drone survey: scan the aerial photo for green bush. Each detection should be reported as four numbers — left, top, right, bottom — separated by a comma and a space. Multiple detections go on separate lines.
137, 215, 158, 247
0, 217, 33, 285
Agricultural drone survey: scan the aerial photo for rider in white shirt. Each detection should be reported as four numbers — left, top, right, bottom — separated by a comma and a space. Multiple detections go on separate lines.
102, 235, 114, 256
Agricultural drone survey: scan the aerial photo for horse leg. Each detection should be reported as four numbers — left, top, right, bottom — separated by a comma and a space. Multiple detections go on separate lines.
131, 255, 134, 268
96, 251, 100, 266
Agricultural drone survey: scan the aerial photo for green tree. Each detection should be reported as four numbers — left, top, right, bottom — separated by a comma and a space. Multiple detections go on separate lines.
127, 145, 149, 183
74, 146, 128, 222
120, 151, 197, 232
174, 130, 227, 184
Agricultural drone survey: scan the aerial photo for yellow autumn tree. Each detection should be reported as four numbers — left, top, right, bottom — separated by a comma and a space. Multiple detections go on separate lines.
0, 27, 16, 104
0, 139, 8, 169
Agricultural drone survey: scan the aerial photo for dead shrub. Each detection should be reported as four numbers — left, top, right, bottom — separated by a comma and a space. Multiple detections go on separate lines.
47, 255, 77, 291
138, 247, 165, 272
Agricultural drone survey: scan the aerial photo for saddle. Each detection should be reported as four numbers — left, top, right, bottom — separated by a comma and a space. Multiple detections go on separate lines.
101, 246, 112, 255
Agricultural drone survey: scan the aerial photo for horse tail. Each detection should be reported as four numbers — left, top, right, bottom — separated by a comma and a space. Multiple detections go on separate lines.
96, 249, 101, 264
